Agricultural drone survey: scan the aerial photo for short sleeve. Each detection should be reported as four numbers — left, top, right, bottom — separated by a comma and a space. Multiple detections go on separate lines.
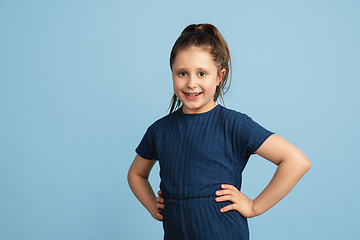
135, 126, 158, 160
239, 115, 274, 156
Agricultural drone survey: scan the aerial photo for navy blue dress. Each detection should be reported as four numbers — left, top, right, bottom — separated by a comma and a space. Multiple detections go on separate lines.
136, 105, 273, 240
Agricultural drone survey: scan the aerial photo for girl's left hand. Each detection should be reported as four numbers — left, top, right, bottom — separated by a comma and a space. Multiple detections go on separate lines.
215, 184, 256, 218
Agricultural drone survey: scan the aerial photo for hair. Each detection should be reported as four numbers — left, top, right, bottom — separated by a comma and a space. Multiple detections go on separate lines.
168, 23, 232, 113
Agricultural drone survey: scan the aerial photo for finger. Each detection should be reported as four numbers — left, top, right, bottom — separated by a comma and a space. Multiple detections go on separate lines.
156, 198, 164, 204
220, 203, 236, 213
215, 195, 236, 203
221, 184, 237, 190
157, 212, 163, 221
157, 190, 162, 196
157, 203, 165, 209
215, 189, 234, 196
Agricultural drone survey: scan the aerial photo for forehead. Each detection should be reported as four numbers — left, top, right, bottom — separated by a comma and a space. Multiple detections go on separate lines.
172, 47, 217, 70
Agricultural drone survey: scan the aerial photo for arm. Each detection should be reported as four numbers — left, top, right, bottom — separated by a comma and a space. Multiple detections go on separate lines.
127, 154, 164, 221
215, 134, 311, 218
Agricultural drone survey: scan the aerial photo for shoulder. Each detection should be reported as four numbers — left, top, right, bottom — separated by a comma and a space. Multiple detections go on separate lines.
216, 105, 250, 123
147, 109, 181, 131
217, 105, 272, 133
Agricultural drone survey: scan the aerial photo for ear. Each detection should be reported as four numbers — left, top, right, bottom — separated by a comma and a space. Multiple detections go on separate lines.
217, 69, 226, 86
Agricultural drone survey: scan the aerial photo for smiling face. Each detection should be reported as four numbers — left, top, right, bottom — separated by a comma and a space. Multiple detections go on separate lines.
171, 47, 225, 114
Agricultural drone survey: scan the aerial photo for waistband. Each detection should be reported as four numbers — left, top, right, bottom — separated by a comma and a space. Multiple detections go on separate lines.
163, 195, 216, 205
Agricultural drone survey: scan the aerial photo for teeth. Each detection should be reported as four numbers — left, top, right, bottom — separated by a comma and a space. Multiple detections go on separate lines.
187, 93, 200, 97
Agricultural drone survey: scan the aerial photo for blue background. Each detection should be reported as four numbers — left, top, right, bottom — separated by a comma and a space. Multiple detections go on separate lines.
1, 0, 359, 239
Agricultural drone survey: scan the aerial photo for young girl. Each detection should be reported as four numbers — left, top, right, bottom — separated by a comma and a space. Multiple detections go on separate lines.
127, 23, 311, 240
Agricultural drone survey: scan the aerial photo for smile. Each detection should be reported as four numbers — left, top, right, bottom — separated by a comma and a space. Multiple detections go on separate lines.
186, 93, 201, 97
184, 92, 202, 100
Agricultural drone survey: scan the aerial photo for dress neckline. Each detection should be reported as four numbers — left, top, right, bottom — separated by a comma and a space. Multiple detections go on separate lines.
178, 104, 221, 117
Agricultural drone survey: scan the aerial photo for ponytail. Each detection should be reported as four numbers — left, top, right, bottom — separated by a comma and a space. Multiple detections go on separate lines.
169, 23, 231, 114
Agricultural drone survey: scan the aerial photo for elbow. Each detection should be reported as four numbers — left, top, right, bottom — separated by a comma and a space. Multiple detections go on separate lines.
298, 155, 311, 174
305, 158, 311, 172
127, 165, 148, 188
127, 169, 132, 186
284, 151, 311, 175
127, 167, 135, 187
127, 168, 138, 193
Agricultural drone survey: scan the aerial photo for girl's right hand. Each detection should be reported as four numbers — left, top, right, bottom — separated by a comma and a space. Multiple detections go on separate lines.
154, 190, 164, 221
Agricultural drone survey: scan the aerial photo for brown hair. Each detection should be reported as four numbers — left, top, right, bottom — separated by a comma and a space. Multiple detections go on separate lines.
169, 23, 232, 113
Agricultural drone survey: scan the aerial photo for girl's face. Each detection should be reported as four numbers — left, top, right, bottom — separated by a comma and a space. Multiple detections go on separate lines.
172, 47, 225, 114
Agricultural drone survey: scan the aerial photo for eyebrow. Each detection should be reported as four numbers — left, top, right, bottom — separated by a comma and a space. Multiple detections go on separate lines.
173, 67, 210, 72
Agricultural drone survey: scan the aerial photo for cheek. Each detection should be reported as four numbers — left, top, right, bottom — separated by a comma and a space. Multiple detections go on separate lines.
205, 80, 218, 93
172, 78, 182, 92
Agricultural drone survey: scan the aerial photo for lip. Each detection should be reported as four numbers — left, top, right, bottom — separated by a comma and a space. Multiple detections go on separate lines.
184, 92, 202, 100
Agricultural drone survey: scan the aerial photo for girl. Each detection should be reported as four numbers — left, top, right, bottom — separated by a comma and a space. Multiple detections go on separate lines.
127, 23, 311, 240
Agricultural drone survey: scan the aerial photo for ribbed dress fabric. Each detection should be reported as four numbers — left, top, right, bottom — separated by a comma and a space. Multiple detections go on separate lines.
136, 105, 273, 240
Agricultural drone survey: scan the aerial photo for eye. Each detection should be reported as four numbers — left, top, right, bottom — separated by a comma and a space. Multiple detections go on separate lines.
198, 72, 206, 77
179, 72, 187, 77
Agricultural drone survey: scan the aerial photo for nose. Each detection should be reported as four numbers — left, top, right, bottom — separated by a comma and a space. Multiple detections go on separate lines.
187, 74, 197, 89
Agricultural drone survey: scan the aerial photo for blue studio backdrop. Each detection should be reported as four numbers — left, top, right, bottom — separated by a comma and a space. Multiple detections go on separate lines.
0, 1, 359, 239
